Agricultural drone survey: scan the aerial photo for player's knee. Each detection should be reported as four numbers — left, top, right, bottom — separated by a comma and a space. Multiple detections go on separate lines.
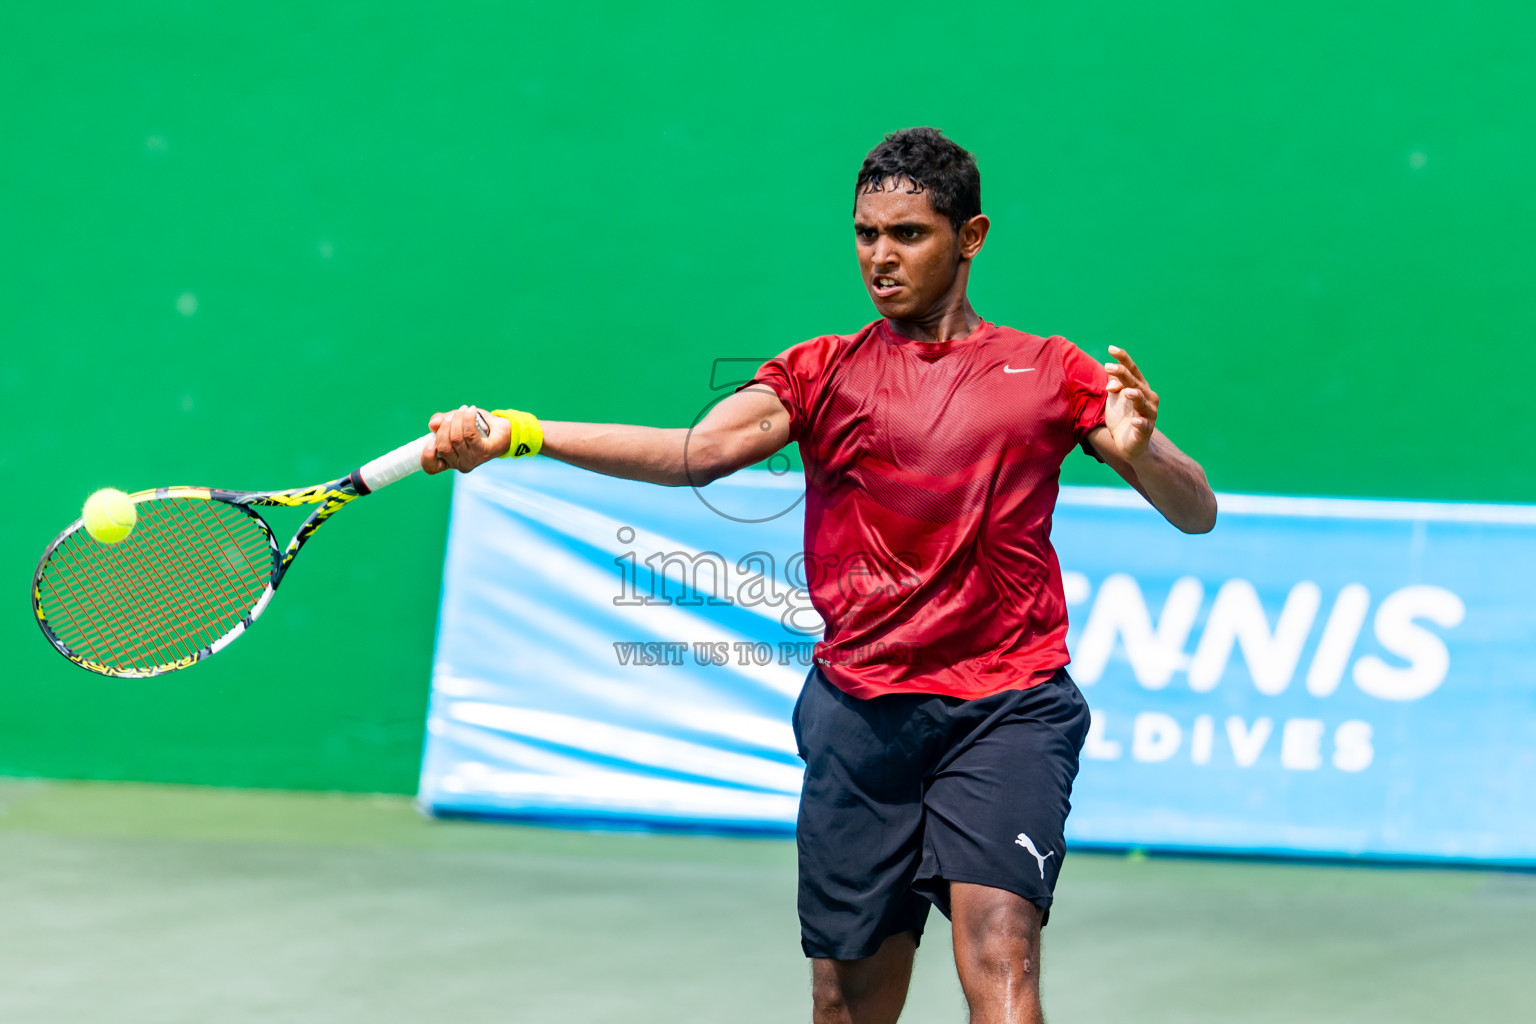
810, 954, 906, 1023
971, 942, 1036, 982
958, 901, 1041, 978
810, 965, 862, 1023
968, 926, 1040, 986
810, 977, 850, 1022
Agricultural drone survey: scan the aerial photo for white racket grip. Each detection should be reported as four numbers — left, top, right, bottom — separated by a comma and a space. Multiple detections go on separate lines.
356, 433, 435, 493
354, 411, 490, 494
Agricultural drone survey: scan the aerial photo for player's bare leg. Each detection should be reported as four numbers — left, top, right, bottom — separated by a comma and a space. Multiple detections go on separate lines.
950, 882, 1046, 1024
810, 931, 917, 1024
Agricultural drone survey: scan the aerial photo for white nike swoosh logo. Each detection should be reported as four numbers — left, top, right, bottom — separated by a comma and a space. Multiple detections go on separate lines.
1003, 366, 1035, 374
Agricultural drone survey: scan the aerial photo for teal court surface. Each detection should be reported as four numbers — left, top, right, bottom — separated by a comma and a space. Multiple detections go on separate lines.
0, 779, 1530, 1023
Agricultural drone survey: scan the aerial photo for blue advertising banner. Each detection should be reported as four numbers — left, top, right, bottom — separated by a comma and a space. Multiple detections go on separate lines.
419, 460, 1536, 866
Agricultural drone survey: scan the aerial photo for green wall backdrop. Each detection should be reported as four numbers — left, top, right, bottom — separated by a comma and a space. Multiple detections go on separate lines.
2, 3, 1531, 793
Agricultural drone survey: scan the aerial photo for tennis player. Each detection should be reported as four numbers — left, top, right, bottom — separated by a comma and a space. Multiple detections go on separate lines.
425, 127, 1216, 1024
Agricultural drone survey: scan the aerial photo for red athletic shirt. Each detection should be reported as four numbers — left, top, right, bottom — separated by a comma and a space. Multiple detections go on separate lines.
747, 319, 1108, 700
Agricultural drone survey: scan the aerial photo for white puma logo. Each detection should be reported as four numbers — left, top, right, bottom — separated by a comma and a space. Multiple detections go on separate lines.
1015, 833, 1055, 880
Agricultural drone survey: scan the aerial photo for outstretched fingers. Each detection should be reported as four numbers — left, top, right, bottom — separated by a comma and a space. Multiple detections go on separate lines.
1105, 347, 1158, 420
1107, 344, 1146, 383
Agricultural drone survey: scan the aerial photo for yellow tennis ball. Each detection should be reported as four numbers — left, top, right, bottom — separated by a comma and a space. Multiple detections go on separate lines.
83, 488, 137, 544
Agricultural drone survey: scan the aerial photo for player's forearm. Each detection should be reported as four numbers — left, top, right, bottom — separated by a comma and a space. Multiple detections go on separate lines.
538, 421, 718, 487
1124, 433, 1217, 534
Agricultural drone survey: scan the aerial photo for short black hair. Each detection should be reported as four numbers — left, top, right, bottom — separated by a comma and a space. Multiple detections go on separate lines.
854, 127, 981, 232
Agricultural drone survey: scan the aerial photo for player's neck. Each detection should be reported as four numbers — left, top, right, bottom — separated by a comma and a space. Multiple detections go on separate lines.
886, 297, 983, 345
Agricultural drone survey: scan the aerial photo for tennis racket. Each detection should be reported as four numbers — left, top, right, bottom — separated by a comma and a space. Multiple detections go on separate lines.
32, 412, 489, 678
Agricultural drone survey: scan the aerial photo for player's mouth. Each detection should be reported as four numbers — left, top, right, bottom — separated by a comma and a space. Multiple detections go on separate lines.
871, 275, 904, 298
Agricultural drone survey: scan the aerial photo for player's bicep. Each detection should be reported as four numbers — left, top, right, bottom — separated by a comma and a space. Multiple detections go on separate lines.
691, 386, 792, 482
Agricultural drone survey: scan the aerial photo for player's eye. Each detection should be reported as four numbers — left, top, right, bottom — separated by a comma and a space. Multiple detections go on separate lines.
901, 227, 921, 240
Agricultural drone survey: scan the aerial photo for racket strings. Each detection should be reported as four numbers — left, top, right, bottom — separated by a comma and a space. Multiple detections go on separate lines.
74, 517, 232, 663
45, 550, 137, 656
38, 499, 275, 670
50, 502, 269, 666
48, 525, 183, 657
108, 501, 270, 662
46, 514, 196, 660
149, 503, 266, 639
64, 507, 226, 654
44, 507, 247, 666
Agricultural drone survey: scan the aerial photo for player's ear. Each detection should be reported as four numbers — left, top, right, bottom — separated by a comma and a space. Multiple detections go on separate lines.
958, 214, 990, 260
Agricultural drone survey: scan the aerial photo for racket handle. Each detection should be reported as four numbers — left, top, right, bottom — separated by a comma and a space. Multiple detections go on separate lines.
354, 411, 491, 495
356, 433, 435, 493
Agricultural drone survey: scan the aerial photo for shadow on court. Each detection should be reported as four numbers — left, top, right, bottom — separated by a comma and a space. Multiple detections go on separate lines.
0, 780, 1528, 1023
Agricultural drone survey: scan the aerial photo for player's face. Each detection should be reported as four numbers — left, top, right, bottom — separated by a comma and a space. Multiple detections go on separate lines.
854, 185, 965, 320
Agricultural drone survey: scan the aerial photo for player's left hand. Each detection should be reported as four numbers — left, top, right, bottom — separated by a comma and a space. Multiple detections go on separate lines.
421, 405, 511, 474
1103, 346, 1158, 460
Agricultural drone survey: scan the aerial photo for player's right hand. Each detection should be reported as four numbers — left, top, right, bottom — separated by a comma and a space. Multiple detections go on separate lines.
421, 405, 511, 474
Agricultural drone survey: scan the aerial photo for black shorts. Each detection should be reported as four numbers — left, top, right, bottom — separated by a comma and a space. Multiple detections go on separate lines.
792, 666, 1091, 960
